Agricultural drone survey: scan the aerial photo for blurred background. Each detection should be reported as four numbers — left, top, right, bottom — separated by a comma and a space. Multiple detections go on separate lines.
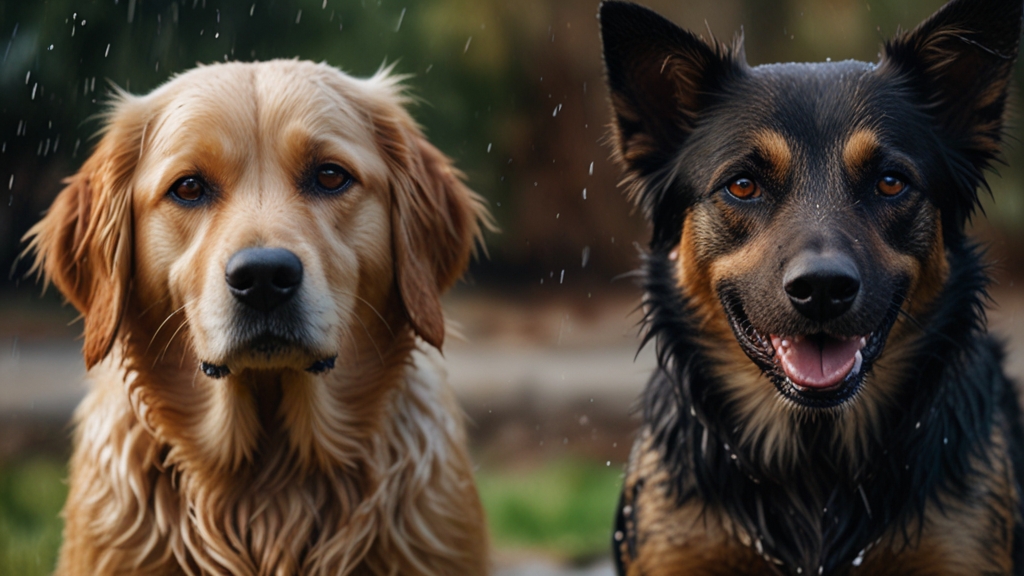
2, 0, 1024, 574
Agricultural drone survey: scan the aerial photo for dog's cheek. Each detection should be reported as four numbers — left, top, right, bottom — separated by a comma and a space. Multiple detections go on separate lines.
321, 194, 396, 347
676, 210, 739, 346
881, 205, 948, 344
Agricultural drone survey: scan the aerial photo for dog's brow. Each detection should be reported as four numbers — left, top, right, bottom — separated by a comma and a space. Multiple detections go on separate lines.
843, 129, 878, 176
752, 130, 792, 181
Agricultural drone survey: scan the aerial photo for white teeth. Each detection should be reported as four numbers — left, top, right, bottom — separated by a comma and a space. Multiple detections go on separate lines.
851, 350, 864, 376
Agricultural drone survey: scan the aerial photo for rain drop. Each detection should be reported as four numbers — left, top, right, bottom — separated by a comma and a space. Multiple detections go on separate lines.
8, 175, 13, 190
589, 161, 594, 175
560, 270, 565, 284
464, 36, 472, 53
104, 43, 110, 57
250, 4, 255, 16
24, 71, 30, 84
486, 143, 492, 153
395, 7, 406, 32
295, 9, 302, 24
582, 188, 586, 200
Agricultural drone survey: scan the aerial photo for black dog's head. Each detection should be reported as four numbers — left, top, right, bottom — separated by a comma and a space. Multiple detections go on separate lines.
601, 0, 1021, 413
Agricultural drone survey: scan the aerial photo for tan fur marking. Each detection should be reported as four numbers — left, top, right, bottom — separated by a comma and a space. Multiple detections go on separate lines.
855, 425, 1017, 575
843, 129, 879, 177
620, 431, 776, 575
752, 129, 792, 182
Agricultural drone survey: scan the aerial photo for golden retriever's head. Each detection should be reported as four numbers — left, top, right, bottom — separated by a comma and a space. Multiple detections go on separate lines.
26, 60, 485, 468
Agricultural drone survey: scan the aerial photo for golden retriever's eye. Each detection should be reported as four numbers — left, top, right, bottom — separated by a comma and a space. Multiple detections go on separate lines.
169, 177, 207, 204
724, 177, 761, 200
877, 174, 907, 197
314, 164, 355, 194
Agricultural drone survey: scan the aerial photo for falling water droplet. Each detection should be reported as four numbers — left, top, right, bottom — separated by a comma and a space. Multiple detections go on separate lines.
395, 7, 406, 32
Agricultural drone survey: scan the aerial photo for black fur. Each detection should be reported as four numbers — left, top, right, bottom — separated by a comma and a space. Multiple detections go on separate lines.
601, 0, 1024, 573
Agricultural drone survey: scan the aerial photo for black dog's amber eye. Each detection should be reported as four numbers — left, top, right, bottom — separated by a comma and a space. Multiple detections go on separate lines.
725, 177, 761, 200
877, 175, 907, 197
170, 177, 205, 204
314, 164, 354, 194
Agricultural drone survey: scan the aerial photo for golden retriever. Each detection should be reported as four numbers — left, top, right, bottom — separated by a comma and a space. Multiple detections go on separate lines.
25, 59, 490, 575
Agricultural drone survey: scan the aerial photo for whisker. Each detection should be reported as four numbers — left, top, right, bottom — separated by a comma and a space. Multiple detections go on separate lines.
146, 301, 192, 356
156, 318, 191, 367
350, 312, 386, 367
338, 291, 395, 338
139, 293, 173, 317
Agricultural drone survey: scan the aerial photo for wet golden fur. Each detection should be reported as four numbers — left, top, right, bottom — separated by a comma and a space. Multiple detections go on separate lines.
26, 60, 490, 575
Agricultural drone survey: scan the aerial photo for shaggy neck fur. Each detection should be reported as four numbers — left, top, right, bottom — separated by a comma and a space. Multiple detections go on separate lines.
640, 240, 1016, 574
60, 311, 483, 575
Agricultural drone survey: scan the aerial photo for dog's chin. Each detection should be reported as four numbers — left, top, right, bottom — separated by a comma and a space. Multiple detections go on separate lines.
200, 335, 337, 379
719, 293, 903, 410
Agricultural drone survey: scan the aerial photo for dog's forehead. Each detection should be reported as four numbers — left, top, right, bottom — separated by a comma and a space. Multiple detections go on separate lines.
138, 61, 389, 184
682, 59, 928, 186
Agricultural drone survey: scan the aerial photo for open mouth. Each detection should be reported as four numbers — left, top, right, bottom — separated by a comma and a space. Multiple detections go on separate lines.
720, 291, 903, 408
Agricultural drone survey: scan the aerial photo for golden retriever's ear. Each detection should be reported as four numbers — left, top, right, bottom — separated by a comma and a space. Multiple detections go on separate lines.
383, 122, 487, 350
24, 107, 140, 368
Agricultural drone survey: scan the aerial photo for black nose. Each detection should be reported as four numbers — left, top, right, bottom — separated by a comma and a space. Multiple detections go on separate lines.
783, 252, 861, 323
225, 247, 303, 312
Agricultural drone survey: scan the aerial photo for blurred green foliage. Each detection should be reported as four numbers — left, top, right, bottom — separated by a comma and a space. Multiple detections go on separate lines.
0, 458, 66, 576
476, 459, 622, 560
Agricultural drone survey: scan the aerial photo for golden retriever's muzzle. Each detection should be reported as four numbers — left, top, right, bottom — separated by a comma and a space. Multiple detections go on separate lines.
200, 246, 337, 379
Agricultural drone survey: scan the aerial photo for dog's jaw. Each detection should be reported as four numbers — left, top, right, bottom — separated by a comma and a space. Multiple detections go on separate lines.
718, 288, 905, 410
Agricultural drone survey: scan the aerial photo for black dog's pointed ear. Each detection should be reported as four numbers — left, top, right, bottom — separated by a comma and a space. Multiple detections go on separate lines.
600, 1, 741, 210
882, 0, 1023, 232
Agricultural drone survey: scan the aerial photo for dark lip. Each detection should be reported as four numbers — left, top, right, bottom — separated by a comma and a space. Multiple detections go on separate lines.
200, 332, 336, 379
718, 289, 904, 409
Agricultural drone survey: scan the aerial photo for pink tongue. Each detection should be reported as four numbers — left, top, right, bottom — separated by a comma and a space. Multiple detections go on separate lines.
770, 335, 863, 390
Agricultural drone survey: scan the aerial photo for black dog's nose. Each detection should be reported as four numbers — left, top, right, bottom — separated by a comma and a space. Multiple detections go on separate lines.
783, 252, 861, 322
225, 247, 303, 312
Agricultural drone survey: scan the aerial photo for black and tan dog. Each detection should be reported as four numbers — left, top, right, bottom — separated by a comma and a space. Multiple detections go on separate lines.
600, 0, 1024, 574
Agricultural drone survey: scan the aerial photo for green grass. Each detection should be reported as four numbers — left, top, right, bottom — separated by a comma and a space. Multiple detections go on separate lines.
0, 456, 619, 570
476, 459, 622, 560
0, 457, 66, 576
